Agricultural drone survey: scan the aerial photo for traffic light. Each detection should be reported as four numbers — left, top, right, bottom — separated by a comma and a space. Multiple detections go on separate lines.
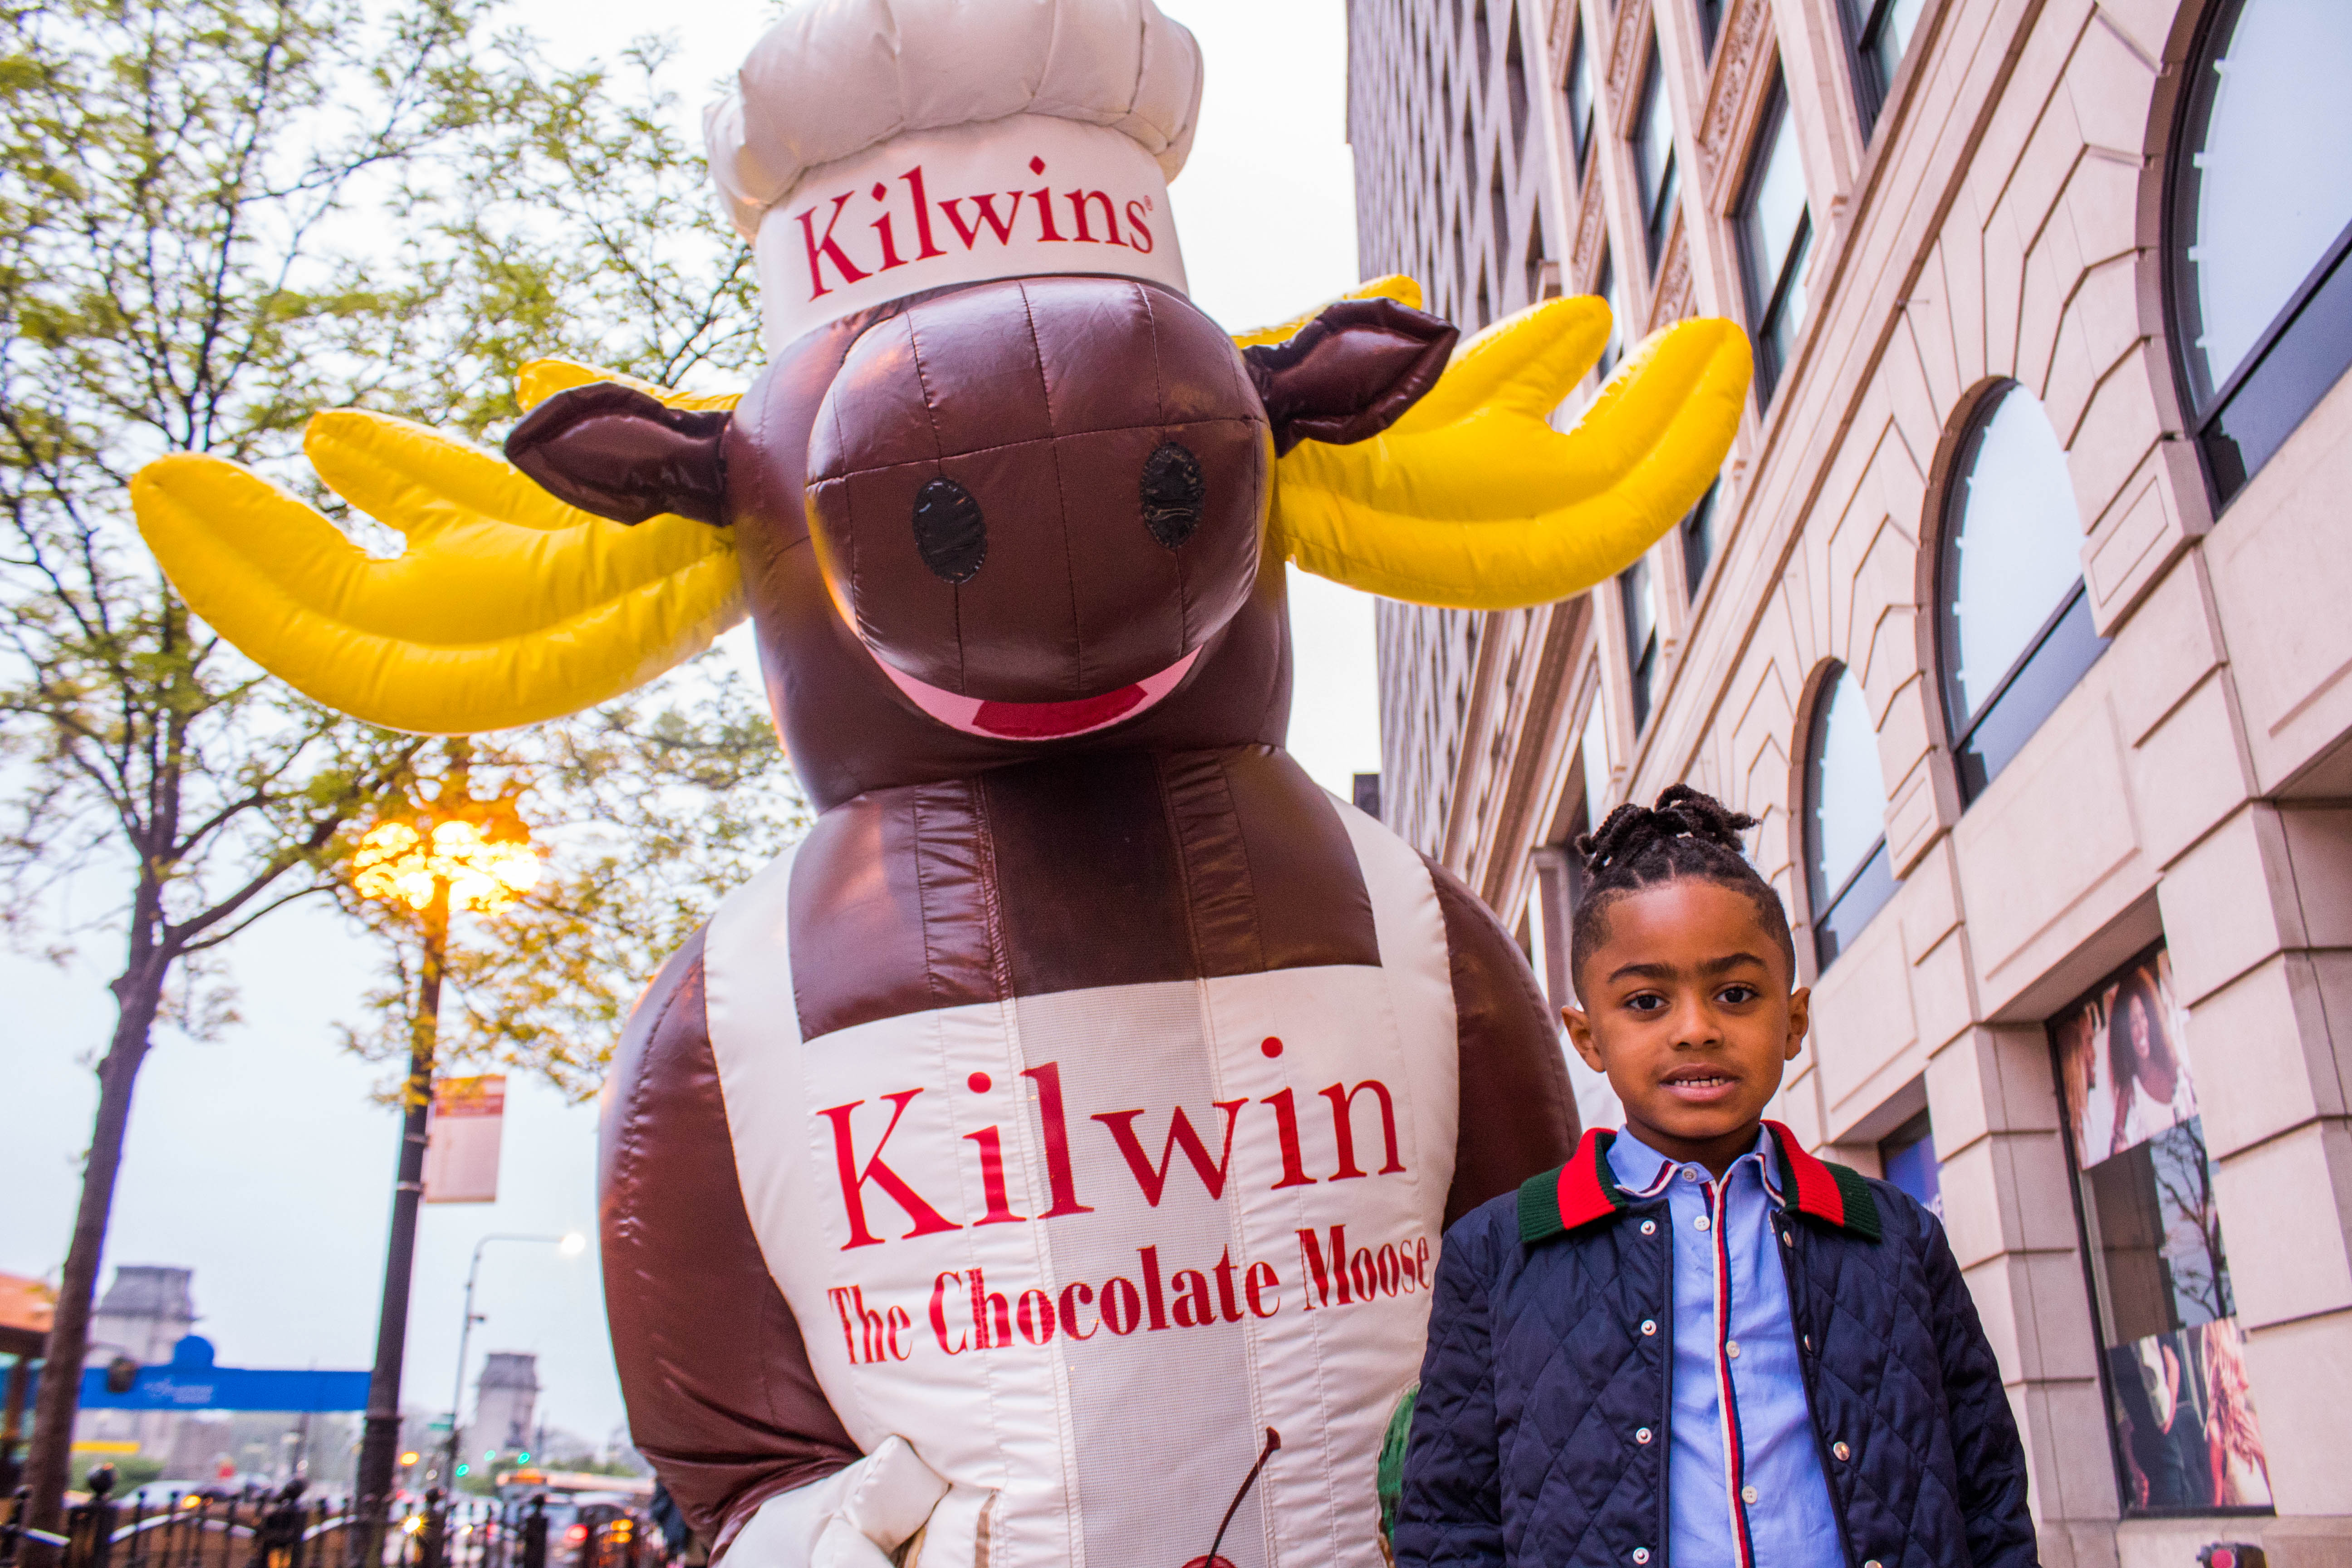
456, 1465, 470, 1477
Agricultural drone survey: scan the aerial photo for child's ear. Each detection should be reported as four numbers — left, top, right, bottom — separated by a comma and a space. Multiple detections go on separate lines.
1561, 1004, 1606, 1073
1784, 986, 1812, 1062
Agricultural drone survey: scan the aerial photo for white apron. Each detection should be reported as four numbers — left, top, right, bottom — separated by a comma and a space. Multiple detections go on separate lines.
703, 803, 1460, 1568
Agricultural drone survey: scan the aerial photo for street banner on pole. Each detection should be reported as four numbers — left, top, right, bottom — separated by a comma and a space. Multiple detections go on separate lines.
424, 1074, 505, 1203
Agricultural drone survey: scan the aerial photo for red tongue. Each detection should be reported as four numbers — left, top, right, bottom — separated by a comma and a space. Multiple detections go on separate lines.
972, 682, 1147, 739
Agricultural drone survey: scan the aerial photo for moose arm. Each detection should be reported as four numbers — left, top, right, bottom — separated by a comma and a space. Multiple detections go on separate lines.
1422, 857, 1581, 1228
600, 929, 863, 1553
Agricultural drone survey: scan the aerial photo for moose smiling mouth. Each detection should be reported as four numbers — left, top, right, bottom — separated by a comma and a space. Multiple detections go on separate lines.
872, 648, 1203, 740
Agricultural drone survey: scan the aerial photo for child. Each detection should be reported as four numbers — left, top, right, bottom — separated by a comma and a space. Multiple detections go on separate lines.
1395, 785, 2036, 1568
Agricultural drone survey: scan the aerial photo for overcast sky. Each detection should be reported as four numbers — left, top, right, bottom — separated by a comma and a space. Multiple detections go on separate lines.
0, 0, 1371, 1454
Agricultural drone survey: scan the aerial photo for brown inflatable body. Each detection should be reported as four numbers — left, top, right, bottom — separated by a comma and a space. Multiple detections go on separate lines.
511, 276, 1578, 1568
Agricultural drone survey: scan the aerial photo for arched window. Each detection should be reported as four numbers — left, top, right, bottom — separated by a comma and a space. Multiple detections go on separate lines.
1804, 664, 1894, 970
2167, 0, 2352, 504
1936, 383, 2106, 801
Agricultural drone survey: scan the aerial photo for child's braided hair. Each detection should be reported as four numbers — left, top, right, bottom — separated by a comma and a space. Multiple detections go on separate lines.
1568, 783, 1797, 998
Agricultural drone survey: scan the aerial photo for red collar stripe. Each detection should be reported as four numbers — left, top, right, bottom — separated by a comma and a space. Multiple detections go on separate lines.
1765, 1120, 1882, 1240
1519, 1128, 1620, 1243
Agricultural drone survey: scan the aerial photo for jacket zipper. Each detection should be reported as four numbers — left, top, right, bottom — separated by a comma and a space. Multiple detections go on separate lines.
1775, 1215, 1862, 1568
1649, 1196, 1676, 1568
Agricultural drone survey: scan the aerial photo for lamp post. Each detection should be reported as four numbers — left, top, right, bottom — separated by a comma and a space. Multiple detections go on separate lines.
347, 745, 538, 1563
442, 1232, 585, 1490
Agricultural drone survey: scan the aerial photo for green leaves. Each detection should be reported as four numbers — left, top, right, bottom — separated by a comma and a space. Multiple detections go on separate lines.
0, 0, 772, 1093
335, 659, 804, 1102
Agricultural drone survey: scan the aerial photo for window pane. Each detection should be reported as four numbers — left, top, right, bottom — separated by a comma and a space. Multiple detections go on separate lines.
1760, 218, 1812, 373
2179, 0, 2352, 403
2199, 237, 2352, 500
1808, 666, 1888, 906
1621, 555, 1657, 659
1622, 556, 1658, 731
1638, 45, 1674, 222
1696, 0, 1723, 53
1565, 26, 1595, 168
1814, 838, 1892, 970
1861, 0, 1926, 102
1952, 587, 2106, 798
1878, 1109, 1943, 1218
1740, 85, 1812, 398
1681, 481, 1720, 596
1743, 105, 1808, 310
1942, 386, 2084, 730
1597, 249, 1624, 379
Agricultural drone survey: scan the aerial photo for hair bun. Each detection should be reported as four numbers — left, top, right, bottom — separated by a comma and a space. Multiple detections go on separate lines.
1573, 783, 1758, 876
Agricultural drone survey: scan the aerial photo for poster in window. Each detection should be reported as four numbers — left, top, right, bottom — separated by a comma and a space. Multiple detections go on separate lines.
2106, 1318, 2272, 1511
2049, 946, 2271, 1514
2054, 946, 2199, 1163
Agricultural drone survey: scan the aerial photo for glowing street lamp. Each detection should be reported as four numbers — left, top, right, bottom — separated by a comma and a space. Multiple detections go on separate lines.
350, 813, 538, 919
347, 745, 538, 1564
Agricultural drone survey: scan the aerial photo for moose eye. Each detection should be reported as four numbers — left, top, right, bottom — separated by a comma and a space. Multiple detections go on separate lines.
1140, 440, 1205, 550
911, 476, 985, 583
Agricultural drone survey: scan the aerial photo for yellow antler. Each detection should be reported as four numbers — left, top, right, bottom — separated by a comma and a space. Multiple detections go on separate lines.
1262, 285, 1751, 610
134, 367, 746, 735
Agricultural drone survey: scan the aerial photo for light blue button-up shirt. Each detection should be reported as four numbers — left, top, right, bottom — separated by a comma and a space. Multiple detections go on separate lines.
1607, 1126, 1843, 1568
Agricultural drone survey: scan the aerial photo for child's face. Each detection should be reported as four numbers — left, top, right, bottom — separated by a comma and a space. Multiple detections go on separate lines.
1562, 877, 1810, 1175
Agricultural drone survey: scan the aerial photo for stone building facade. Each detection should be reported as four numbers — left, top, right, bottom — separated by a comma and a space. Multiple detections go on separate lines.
1348, 2, 2352, 1567
74, 1265, 197, 1465
471, 1351, 540, 1458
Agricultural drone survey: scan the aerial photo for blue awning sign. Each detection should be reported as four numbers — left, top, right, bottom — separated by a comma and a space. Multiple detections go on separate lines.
68, 1336, 371, 1413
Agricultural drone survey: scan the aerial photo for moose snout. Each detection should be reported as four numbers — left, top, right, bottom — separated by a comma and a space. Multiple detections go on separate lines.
805, 275, 1270, 709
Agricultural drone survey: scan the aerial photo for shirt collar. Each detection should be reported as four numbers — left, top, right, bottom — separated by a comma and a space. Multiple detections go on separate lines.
1605, 1124, 1783, 1201
1518, 1120, 1883, 1245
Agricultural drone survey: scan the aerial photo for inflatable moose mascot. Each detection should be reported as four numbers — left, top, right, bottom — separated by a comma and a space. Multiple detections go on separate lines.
134, 3, 1750, 1566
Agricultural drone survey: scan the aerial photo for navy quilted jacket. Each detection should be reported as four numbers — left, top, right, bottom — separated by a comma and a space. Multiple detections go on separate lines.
1396, 1124, 2037, 1568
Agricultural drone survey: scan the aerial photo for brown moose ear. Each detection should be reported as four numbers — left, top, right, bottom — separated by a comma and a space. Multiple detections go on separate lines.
505, 382, 731, 526
1241, 297, 1458, 457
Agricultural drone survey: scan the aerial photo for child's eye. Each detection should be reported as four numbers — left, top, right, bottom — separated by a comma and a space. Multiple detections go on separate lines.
1718, 984, 1759, 1004
1625, 992, 1668, 1013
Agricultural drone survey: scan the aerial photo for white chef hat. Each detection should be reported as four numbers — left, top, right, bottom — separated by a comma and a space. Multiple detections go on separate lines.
706, 0, 1205, 353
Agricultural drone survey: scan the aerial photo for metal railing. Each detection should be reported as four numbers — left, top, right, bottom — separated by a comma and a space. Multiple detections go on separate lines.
0, 1483, 648, 1568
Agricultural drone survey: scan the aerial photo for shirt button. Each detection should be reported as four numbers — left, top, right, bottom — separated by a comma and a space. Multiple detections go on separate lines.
1641, 1220, 1658, 1236
1633, 1551, 1651, 1565
1780, 1228, 1793, 1245
1636, 1426, 1653, 1444
1741, 1485, 1759, 1504
1833, 1442, 1851, 1462
1803, 1334, 1813, 1352
1682, 1167, 1700, 1181
1865, 1560, 1882, 1568
1694, 1215, 1712, 1232
1641, 1318, 1658, 1337
1726, 1340, 1741, 1359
